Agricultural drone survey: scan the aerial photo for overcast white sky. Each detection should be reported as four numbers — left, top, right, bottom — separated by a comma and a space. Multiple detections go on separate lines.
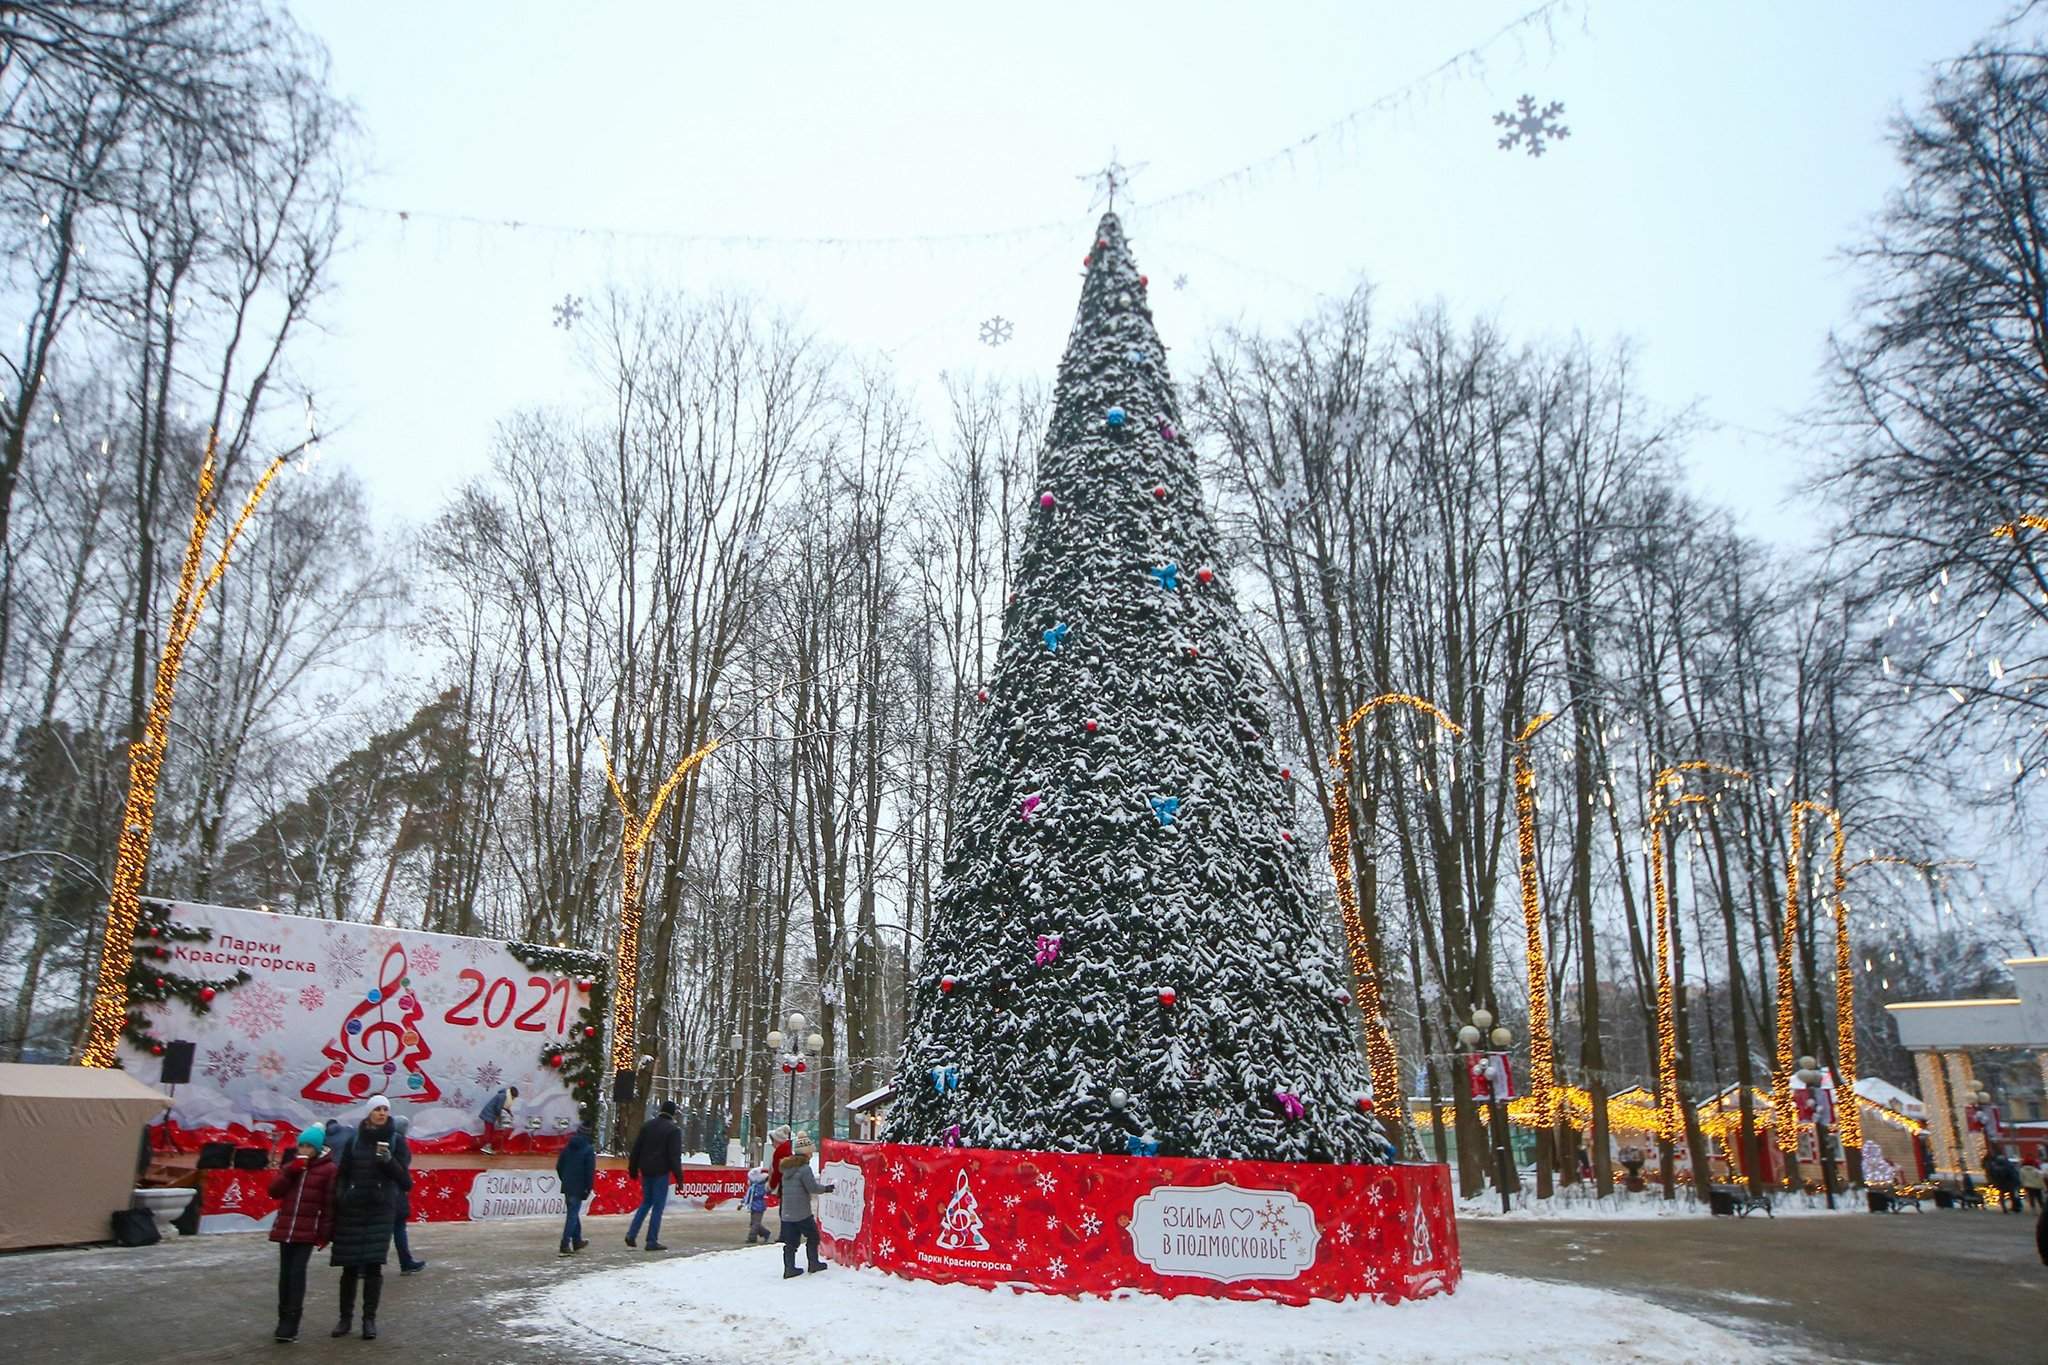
288, 1, 2015, 544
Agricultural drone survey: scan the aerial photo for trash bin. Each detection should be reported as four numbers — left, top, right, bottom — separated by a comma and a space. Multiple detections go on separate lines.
1866, 1190, 1890, 1213
1708, 1188, 1736, 1216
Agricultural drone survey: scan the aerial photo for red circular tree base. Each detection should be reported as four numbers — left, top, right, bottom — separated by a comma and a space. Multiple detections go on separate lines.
816, 1140, 1460, 1306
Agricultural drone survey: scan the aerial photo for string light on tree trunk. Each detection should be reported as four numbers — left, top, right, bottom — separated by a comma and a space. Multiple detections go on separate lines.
1512, 714, 1560, 1130
1774, 801, 1846, 1157
600, 737, 721, 1083
83, 437, 293, 1069
1326, 693, 1463, 1129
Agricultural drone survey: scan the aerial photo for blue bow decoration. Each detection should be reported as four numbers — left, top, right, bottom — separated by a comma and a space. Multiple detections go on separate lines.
1150, 562, 1179, 591
1043, 622, 1070, 652
931, 1065, 959, 1094
1127, 1134, 1159, 1157
1150, 795, 1180, 827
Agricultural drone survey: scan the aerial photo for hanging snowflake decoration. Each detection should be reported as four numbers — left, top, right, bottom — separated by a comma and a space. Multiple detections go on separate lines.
1494, 95, 1569, 157
979, 315, 1014, 347
1333, 406, 1366, 447
551, 294, 585, 329
202, 1041, 249, 1085
226, 982, 288, 1041
325, 940, 367, 987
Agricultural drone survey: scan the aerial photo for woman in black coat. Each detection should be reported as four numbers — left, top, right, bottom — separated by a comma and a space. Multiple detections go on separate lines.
329, 1096, 412, 1340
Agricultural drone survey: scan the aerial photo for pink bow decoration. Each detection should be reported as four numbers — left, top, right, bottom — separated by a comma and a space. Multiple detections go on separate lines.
1019, 794, 1042, 821
1034, 933, 1062, 965
1274, 1090, 1305, 1120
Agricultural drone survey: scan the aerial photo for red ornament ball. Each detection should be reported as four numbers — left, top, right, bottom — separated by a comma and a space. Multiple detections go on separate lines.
154, 977, 165, 989
576, 979, 592, 992
1197, 567, 1214, 585
1280, 767, 1292, 781
1139, 274, 1149, 288
550, 1054, 564, 1068
976, 688, 990, 703
1185, 646, 1200, 660
199, 987, 216, 1003
1097, 237, 1109, 249
1153, 485, 1167, 499
153, 947, 167, 959
584, 1026, 597, 1038
151, 1044, 164, 1056
146, 926, 158, 938
1085, 718, 1099, 733
1280, 830, 1295, 843
796, 1060, 808, 1074
939, 975, 957, 995
1355, 1096, 1375, 1115
1157, 987, 1177, 1008
1082, 255, 1092, 267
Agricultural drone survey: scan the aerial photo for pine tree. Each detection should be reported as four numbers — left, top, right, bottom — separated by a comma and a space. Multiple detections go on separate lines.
884, 213, 1392, 1163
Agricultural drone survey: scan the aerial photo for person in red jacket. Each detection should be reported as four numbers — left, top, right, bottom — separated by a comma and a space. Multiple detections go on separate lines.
267, 1125, 338, 1343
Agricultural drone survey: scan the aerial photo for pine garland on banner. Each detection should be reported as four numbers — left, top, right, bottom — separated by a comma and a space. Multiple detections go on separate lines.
122, 898, 250, 1057
507, 941, 609, 1129
883, 213, 1393, 1165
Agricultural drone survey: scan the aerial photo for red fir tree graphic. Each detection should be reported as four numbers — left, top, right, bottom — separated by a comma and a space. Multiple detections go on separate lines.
299, 944, 442, 1104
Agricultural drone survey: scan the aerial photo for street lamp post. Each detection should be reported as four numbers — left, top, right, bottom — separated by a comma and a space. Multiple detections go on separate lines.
766, 1012, 823, 1136
1461, 1009, 1517, 1215
1796, 1056, 1837, 1209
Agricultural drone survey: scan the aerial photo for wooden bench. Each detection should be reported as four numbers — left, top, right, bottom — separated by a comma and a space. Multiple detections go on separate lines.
1709, 1184, 1774, 1218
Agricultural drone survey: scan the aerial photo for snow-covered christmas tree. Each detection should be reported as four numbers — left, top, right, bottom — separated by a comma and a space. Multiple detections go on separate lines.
884, 213, 1391, 1164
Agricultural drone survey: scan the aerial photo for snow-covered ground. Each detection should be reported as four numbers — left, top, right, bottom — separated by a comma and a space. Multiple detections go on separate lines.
1455, 1188, 1868, 1219
515, 1246, 1771, 1364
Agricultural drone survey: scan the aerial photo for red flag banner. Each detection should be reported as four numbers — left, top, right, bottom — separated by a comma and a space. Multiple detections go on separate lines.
817, 1141, 1459, 1306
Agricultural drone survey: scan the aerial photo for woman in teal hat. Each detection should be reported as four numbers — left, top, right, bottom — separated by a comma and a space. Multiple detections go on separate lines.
266, 1125, 338, 1342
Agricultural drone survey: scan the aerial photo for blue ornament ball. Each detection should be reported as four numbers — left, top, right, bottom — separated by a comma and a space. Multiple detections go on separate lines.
1106, 406, 1128, 427
408, 1073, 424, 1090
345, 1019, 362, 1035
366, 988, 382, 1004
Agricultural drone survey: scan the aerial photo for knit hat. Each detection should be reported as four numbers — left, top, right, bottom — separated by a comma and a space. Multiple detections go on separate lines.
659, 1098, 678, 1117
364, 1095, 391, 1116
296, 1125, 325, 1149
793, 1131, 816, 1152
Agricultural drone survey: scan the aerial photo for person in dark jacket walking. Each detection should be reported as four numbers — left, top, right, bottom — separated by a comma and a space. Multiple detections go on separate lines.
329, 1095, 413, 1340
267, 1126, 337, 1342
625, 1099, 684, 1251
555, 1121, 597, 1255
777, 1132, 836, 1279
389, 1112, 426, 1274
744, 1165, 772, 1243
478, 1085, 518, 1154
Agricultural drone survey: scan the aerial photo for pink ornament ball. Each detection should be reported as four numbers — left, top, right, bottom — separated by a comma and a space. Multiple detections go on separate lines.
1040, 491, 1055, 509
1160, 422, 1177, 441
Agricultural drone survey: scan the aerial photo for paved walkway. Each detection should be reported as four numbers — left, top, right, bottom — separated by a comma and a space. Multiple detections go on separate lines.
0, 1205, 2038, 1362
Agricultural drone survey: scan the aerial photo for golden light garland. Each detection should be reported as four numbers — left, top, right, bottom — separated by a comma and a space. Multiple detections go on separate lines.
1512, 714, 1559, 1129
1644, 763, 1748, 1145
1990, 512, 2048, 539
1407, 1084, 1920, 1144
1326, 693, 1463, 1123
600, 737, 721, 1078
82, 438, 291, 1068
1773, 800, 1846, 1154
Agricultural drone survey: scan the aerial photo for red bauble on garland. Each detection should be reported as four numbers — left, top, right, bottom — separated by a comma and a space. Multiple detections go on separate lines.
576, 979, 592, 992
584, 1026, 597, 1038
550, 1053, 564, 1068
151, 1044, 164, 1056
199, 987, 216, 1003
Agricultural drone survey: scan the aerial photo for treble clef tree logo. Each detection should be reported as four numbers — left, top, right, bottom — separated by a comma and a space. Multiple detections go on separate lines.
299, 944, 442, 1104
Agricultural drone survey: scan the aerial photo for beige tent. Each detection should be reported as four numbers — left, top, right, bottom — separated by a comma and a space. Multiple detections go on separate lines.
0, 1063, 170, 1250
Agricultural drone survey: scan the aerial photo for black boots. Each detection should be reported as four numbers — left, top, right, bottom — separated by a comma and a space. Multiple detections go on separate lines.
273, 1316, 298, 1343
330, 1317, 351, 1339
361, 1269, 382, 1339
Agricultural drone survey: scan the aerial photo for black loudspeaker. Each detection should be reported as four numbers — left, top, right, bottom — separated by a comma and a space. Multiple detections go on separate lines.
160, 1041, 195, 1086
612, 1071, 636, 1105
196, 1142, 234, 1170
232, 1147, 268, 1171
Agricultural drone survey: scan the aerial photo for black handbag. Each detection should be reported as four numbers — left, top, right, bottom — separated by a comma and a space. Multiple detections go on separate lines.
111, 1208, 161, 1247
